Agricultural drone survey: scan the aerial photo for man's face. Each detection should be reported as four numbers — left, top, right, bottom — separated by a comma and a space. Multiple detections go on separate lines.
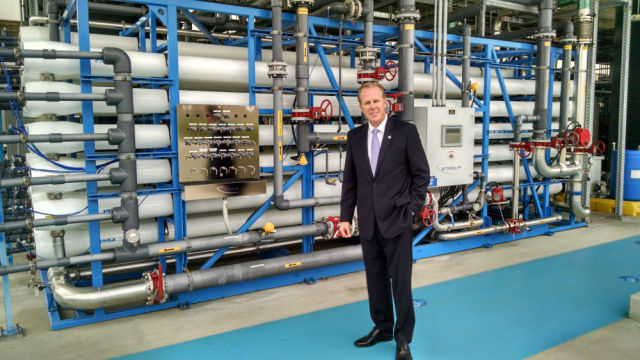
359, 86, 386, 127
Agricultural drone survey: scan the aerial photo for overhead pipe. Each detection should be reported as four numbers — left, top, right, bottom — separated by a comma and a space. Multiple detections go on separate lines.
417, 4, 482, 29
437, 214, 562, 241
396, 0, 420, 121
310, 1, 362, 18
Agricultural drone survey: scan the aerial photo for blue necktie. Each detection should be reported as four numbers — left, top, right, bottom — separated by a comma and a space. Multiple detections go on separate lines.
371, 128, 381, 176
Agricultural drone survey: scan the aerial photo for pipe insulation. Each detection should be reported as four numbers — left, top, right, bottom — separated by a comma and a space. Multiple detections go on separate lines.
19, 27, 499, 76
24, 121, 169, 153
26, 154, 172, 193
23, 81, 169, 117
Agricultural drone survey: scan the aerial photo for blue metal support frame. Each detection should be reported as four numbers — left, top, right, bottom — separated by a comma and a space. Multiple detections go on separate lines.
28, 0, 588, 330
0, 191, 22, 336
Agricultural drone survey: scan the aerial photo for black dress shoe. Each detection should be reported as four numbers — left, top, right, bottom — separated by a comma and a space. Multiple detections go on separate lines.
353, 327, 393, 347
396, 342, 412, 360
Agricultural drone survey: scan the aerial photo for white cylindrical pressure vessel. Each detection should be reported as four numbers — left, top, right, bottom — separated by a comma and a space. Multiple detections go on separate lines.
475, 164, 540, 183
30, 191, 173, 227
26, 154, 172, 193
34, 221, 160, 259
21, 41, 167, 81
19, 26, 140, 51
24, 121, 170, 153
23, 81, 169, 117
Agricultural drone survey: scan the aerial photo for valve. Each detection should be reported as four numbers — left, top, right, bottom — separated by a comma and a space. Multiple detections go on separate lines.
489, 187, 505, 203
550, 132, 569, 148
262, 222, 275, 234
588, 140, 606, 156
504, 218, 524, 234
291, 100, 332, 122
419, 206, 436, 227
386, 92, 404, 115
150, 263, 165, 304
326, 216, 342, 238
382, 60, 397, 81
509, 141, 533, 158
568, 128, 591, 147
357, 60, 397, 82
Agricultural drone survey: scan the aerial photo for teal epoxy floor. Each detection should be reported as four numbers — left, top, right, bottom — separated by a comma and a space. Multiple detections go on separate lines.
116, 236, 640, 360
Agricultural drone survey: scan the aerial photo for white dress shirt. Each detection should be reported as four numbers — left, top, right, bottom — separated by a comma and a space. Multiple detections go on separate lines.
367, 115, 388, 163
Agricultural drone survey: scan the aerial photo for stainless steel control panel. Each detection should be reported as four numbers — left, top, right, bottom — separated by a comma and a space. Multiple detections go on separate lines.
177, 104, 260, 183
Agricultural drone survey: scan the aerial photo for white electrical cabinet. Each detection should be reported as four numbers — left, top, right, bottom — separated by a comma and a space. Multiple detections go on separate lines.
414, 106, 475, 187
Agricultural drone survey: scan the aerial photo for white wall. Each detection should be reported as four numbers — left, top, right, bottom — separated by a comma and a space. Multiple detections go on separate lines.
1, 0, 22, 21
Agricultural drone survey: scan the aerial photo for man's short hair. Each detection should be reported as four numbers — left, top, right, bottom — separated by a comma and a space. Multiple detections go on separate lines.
357, 82, 386, 104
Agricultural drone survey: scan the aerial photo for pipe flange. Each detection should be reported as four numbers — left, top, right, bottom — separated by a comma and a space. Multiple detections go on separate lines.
357, 69, 380, 84
288, 0, 314, 7
355, 46, 378, 60
267, 61, 288, 78
393, 9, 420, 21
143, 272, 155, 305
345, 0, 363, 19
559, 35, 577, 45
291, 107, 312, 122
531, 28, 556, 39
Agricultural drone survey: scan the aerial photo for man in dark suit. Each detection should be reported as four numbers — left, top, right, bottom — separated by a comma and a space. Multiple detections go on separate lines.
338, 82, 430, 360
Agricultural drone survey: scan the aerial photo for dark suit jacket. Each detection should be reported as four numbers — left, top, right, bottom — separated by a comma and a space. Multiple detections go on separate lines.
340, 118, 430, 240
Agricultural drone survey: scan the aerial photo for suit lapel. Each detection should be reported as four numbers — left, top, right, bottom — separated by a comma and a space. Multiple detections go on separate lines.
374, 118, 395, 178
361, 123, 374, 178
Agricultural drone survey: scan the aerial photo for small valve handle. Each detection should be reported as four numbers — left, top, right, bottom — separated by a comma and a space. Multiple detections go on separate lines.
384, 60, 397, 81
320, 99, 333, 122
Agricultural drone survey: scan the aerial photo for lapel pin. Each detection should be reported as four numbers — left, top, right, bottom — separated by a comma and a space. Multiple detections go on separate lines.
388, 135, 392, 139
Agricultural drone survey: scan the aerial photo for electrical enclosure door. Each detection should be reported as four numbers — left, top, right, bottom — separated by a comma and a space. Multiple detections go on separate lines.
414, 106, 475, 187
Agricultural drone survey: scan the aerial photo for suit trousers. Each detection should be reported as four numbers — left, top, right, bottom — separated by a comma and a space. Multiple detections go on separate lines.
360, 219, 415, 344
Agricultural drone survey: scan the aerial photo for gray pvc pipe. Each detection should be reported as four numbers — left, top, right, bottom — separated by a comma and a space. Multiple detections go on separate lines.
164, 245, 363, 294
0, 172, 111, 187
364, 0, 373, 48
295, 4, 310, 110
0, 132, 110, 144
271, 0, 287, 209
308, 132, 348, 144
532, 0, 555, 139
310, 2, 350, 17
397, 0, 417, 121
462, 24, 471, 108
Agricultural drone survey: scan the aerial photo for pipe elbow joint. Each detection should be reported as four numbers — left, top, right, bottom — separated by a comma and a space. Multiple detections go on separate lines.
273, 195, 290, 211
102, 48, 132, 74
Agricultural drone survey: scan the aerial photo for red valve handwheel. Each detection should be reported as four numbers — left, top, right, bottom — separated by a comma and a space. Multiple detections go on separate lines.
518, 141, 532, 159
320, 99, 333, 122
384, 60, 397, 81
594, 140, 606, 156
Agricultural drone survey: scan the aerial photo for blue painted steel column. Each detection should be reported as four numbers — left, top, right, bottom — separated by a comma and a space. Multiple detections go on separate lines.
165, 6, 185, 272
481, 45, 491, 221
76, 0, 103, 291
248, 15, 257, 106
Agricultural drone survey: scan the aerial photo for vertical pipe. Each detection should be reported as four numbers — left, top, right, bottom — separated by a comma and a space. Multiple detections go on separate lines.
397, 0, 418, 120
442, 0, 448, 106
559, 25, 574, 132
47, 0, 61, 42
462, 24, 471, 108
295, 3, 310, 110
271, 0, 286, 207
364, 0, 373, 48
432, 0, 439, 107
532, 0, 555, 140
511, 153, 521, 219
615, 2, 632, 218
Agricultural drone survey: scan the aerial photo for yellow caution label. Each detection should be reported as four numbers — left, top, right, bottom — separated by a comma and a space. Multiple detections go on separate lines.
304, 42, 308, 63
277, 110, 283, 137
285, 262, 301, 268
405, 24, 415, 30
544, 41, 551, 47
298, 7, 308, 15
333, 136, 347, 141
563, 45, 572, 50
159, 247, 180, 254
278, 141, 283, 161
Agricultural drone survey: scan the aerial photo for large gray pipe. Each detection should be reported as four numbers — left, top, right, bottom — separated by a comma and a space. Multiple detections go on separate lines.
532, 0, 555, 139
397, 0, 418, 121
0, 223, 330, 275
363, 0, 373, 49
271, 0, 287, 211
558, 21, 576, 132
103, 48, 140, 236
164, 245, 363, 295
462, 24, 472, 108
